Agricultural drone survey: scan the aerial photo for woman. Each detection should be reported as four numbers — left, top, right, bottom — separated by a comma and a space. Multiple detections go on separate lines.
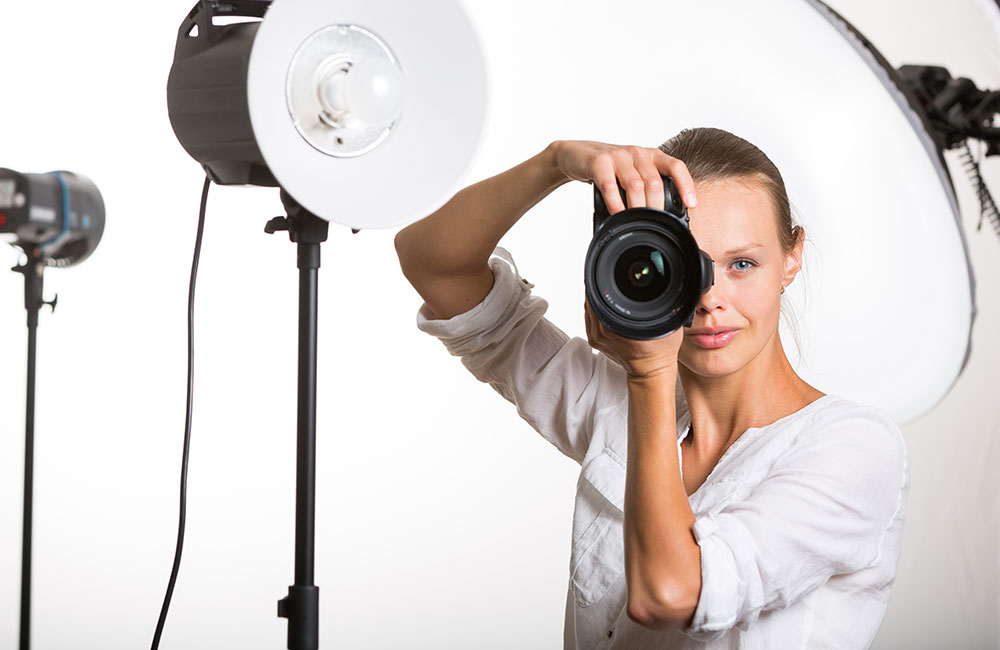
394, 128, 909, 649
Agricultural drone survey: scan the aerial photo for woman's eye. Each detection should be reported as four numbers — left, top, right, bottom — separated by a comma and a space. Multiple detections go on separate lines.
732, 258, 756, 272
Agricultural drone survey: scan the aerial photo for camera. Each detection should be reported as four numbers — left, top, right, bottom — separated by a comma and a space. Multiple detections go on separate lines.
584, 175, 714, 340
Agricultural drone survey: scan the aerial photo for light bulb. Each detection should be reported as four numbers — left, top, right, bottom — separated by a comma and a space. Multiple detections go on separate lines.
322, 57, 405, 127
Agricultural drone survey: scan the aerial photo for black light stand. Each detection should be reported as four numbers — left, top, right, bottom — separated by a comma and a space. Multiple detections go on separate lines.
12, 245, 57, 650
265, 190, 329, 650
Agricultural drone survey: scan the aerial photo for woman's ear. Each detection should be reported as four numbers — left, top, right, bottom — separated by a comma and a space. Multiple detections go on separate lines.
781, 226, 805, 289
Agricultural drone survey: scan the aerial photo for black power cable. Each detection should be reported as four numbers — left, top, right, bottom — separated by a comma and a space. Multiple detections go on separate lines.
151, 175, 211, 650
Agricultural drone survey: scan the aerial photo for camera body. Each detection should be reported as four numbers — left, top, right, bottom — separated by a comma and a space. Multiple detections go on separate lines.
584, 175, 714, 340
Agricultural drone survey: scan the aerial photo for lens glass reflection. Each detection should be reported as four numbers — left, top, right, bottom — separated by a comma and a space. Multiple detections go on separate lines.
614, 245, 669, 302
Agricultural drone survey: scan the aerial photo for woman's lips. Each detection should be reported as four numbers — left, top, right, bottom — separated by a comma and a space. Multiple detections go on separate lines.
689, 329, 741, 348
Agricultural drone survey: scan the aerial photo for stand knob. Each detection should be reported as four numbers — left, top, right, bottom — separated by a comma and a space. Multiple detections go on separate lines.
265, 216, 291, 234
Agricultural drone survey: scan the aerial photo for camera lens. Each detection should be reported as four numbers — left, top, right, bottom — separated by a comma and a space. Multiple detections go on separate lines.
614, 245, 669, 302
585, 180, 714, 340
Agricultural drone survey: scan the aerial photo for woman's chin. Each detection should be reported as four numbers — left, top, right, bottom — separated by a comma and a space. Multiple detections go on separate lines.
679, 346, 743, 378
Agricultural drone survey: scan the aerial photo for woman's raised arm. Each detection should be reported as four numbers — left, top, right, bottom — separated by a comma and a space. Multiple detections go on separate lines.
394, 142, 569, 320
394, 140, 698, 321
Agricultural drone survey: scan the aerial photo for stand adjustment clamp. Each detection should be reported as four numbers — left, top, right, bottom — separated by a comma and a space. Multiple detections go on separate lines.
277, 585, 319, 649
265, 216, 291, 234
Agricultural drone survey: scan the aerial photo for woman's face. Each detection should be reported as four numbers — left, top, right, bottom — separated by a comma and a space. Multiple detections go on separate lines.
678, 177, 801, 377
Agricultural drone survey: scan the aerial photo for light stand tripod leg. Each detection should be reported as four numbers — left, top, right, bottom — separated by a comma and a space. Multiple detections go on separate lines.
269, 196, 328, 650
297, 240, 319, 592
20, 314, 36, 650
12, 248, 51, 650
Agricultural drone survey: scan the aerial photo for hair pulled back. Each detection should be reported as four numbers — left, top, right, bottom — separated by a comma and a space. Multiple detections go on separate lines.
658, 127, 802, 256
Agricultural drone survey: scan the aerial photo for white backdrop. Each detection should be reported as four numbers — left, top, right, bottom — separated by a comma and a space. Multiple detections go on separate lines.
0, 1, 997, 648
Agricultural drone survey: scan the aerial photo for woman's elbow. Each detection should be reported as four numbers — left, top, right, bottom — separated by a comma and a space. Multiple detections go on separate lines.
626, 582, 699, 631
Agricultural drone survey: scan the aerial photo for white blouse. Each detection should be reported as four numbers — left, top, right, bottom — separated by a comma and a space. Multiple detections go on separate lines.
416, 247, 910, 649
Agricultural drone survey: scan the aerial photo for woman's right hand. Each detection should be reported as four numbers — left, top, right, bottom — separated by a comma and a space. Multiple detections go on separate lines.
551, 140, 699, 215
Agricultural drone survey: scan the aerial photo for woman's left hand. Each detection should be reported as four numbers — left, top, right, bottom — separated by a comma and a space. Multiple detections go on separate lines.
584, 299, 683, 380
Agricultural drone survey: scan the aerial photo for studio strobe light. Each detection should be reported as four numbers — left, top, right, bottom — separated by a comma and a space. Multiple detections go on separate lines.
0, 169, 105, 266
166, 0, 485, 225
1, 167, 105, 650
162, 1, 486, 649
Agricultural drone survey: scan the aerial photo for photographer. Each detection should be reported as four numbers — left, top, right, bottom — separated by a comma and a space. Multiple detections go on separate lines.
394, 128, 909, 649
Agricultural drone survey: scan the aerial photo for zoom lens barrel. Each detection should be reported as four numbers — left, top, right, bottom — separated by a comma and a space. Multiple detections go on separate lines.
584, 177, 714, 340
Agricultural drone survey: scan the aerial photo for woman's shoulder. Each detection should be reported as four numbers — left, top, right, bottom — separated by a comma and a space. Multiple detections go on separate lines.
808, 393, 900, 429
795, 393, 908, 468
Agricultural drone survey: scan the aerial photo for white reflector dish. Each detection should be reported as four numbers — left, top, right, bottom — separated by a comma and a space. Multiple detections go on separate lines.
248, 0, 488, 230
462, 0, 975, 423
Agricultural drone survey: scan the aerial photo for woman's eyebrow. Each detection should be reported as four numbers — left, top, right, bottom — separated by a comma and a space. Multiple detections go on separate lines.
723, 243, 764, 256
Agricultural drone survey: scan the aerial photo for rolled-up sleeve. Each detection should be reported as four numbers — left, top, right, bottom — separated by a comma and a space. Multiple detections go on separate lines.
416, 246, 621, 464
682, 407, 909, 641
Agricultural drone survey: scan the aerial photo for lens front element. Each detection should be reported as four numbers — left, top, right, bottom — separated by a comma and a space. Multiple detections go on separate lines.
616, 245, 669, 302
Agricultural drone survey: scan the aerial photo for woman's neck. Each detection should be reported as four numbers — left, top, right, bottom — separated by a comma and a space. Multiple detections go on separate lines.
678, 336, 821, 458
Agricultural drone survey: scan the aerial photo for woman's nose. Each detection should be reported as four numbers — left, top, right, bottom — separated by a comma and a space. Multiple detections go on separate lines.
696, 282, 726, 314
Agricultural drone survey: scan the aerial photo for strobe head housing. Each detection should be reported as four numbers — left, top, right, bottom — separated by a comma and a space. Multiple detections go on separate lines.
585, 177, 714, 340
167, 0, 276, 186
0, 168, 105, 266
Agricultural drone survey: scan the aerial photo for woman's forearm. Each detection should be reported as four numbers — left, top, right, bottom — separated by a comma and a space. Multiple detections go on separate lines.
624, 368, 701, 630
394, 141, 571, 277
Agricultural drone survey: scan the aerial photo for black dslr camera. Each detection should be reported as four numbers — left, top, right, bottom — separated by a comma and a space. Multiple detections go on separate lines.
584, 175, 714, 340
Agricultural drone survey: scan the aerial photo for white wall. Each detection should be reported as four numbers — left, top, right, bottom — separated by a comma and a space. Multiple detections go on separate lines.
0, 1, 996, 648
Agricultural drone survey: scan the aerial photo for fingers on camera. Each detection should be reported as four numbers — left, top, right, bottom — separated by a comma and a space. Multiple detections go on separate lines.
594, 154, 626, 215
639, 163, 664, 211
622, 172, 646, 210
599, 147, 698, 213
656, 152, 698, 208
